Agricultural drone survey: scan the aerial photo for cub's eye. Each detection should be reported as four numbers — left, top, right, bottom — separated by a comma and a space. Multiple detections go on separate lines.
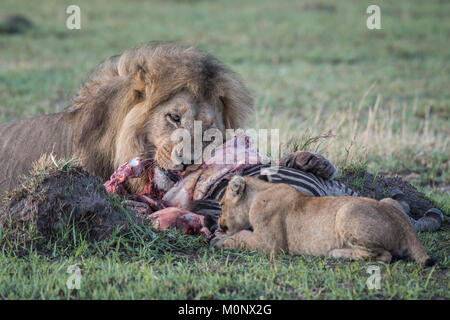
167, 113, 181, 124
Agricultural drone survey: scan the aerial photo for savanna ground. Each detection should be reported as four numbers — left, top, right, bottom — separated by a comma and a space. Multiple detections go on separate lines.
0, 0, 448, 299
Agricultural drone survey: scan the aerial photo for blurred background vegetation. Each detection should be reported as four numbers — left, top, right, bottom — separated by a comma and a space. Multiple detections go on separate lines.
1, 0, 448, 190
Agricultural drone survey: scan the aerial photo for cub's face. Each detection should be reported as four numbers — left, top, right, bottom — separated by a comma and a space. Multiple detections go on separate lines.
147, 90, 226, 172
218, 176, 251, 234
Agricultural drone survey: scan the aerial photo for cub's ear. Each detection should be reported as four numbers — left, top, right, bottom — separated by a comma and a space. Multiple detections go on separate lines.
228, 175, 246, 199
133, 65, 148, 97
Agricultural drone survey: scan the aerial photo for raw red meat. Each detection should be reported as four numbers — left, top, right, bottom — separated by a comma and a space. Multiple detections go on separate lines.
104, 133, 265, 236
147, 207, 211, 236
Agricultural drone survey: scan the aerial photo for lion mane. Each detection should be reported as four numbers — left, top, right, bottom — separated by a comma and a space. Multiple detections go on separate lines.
0, 43, 253, 194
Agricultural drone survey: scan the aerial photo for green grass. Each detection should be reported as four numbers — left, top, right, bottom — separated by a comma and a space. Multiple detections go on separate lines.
0, 0, 449, 299
1, 215, 448, 299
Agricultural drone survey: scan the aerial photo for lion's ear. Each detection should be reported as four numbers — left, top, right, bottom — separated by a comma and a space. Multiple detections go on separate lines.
133, 65, 147, 96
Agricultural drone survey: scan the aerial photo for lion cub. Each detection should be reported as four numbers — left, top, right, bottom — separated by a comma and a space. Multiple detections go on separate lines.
216, 176, 435, 265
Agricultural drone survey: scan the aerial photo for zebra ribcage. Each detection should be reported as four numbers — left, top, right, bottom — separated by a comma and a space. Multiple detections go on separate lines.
210, 164, 359, 200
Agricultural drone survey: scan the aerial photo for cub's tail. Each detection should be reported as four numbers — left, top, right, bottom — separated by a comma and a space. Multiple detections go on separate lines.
384, 198, 437, 267
406, 232, 437, 266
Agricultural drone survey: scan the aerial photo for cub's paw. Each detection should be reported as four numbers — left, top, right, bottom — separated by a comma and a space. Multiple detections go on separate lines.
210, 230, 227, 246
210, 234, 237, 249
283, 151, 338, 179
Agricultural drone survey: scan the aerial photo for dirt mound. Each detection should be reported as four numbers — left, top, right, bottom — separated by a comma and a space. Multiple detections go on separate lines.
338, 170, 436, 219
0, 164, 143, 242
0, 15, 33, 34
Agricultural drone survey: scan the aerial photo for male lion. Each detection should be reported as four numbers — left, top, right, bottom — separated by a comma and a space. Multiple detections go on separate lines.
215, 176, 436, 266
0, 43, 335, 195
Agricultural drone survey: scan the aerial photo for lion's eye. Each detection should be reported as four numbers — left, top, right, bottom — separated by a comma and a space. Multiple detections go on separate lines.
167, 113, 181, 125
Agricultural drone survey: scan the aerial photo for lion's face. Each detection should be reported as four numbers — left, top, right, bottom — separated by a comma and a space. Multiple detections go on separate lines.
147, 90, 225, 171
113, 89, 227, 179
73, 43, 253, 192
219, 176, 250, 234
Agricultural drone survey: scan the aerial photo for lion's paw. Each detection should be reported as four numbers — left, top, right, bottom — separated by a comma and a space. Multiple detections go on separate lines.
283, 151, 338, 180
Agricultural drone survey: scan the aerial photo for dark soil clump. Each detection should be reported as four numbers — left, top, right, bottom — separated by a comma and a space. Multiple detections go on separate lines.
0, 165, 143, 242
338, 170, 436, 219
0, 15, 33, 34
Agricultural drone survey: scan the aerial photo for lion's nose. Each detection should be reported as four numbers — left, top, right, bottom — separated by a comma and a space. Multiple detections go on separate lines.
174, 148, 184, 161
174, 148, 201, 165
172, 149, 196, 171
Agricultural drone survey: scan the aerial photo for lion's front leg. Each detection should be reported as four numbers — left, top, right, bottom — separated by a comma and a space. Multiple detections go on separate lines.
214, 230, 261, 251
282, 151, 338, 180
